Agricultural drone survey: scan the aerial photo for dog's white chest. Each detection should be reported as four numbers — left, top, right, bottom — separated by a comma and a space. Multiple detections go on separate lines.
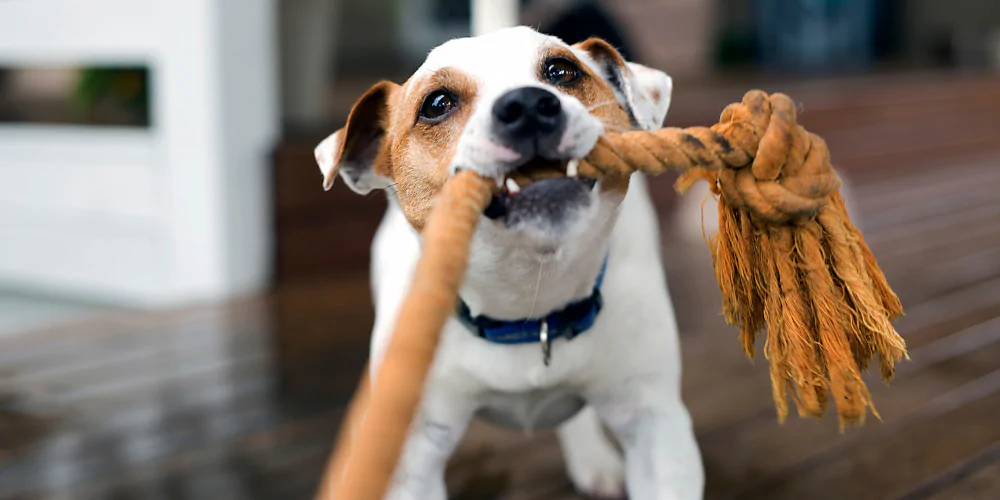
476, 388, 586, 431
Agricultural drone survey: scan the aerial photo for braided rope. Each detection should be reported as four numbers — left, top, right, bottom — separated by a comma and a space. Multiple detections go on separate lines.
579, 90, 840, 224
329, 170, 493, 500
579, 90, 906, 426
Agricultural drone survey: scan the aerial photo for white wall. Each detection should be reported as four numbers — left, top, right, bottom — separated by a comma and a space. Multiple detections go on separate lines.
0, 0, 278, 307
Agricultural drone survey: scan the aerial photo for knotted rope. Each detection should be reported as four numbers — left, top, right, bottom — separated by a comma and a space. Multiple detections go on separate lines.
321, 90, 905, 499
579, 90, 906, 425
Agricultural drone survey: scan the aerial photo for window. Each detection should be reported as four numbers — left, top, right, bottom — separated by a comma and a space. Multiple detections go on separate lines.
0, 65, 150, 128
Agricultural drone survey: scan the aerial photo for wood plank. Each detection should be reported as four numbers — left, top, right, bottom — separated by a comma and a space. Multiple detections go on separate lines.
450, 430, 575, 500
734, 368, 1000, 499
677, 272, 1000, 434
855, 168, 1000, 233
666, 73, 1000, 128
798, 91, 1000, 134
890, 246, 1000, 309
3, 277, 371, 378
699, 315, 1000, 497
62, 408, 343, 500
906, 443, 1000, 500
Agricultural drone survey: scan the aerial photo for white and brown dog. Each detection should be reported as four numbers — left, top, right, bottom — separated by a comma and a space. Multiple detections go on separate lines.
316, 27, 703, 499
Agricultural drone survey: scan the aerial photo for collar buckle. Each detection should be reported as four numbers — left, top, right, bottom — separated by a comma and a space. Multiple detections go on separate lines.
540, 320, 551, 366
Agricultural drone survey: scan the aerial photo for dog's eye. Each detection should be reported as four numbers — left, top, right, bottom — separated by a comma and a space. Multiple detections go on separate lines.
419, 90, 457, 122
544, 58, 580, 86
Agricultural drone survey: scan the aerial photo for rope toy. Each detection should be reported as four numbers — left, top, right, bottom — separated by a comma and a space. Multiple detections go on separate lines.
322, 90, 905, 499
578, 90, 906, 425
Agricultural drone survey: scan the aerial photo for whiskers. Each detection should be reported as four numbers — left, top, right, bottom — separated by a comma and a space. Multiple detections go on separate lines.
602, 123, 631, 135
525, 255, 547, 324
586, 100, 618, 112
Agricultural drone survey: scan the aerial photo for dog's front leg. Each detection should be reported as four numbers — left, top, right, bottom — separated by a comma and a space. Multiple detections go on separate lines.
592, 379, 704, 500
385, 381, 474, 500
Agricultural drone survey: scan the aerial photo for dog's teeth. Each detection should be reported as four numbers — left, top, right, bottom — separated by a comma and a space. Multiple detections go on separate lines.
592, 180, 600, 193
495, 176, 505, 188
505, 178, 521, 194
566, 159, 579, 178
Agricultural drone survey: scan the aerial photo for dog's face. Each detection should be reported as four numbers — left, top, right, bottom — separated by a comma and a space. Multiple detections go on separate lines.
316, 27, 671, 252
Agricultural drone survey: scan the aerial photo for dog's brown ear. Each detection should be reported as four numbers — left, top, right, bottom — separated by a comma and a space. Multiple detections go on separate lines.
574, 38, 672, 131
575, 38, 629, 77
315, 80, 398, 193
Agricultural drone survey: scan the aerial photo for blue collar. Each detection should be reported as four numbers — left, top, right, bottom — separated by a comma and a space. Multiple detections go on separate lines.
456, 257, 608, 354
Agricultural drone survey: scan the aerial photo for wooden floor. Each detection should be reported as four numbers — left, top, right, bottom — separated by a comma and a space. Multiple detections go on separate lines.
4, 74, 1000, 499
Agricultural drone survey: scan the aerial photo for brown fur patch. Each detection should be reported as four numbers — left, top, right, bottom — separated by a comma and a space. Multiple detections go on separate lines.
335, 81, 398, 182
387, 67, 480, 230
543, 45, 630, 133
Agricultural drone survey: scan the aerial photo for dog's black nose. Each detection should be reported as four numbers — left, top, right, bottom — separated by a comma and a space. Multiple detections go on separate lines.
492, 87, 565, 144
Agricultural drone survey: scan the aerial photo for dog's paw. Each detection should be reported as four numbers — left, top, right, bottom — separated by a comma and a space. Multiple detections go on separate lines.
564, 446, 627, 499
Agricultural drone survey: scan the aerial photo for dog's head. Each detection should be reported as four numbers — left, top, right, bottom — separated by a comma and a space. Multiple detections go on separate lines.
316, 26, 671, 253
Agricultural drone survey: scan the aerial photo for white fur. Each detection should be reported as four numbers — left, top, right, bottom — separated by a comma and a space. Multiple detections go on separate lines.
319, 27, 703, 499
626, 62, 673, 130
315, 131, 340, 189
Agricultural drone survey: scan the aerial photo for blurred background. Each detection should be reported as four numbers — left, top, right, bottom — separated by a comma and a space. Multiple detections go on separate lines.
2, 0, 1000, 498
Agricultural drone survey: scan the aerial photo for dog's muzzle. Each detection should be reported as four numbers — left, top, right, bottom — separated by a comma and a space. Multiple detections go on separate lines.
480, 86, 599, 224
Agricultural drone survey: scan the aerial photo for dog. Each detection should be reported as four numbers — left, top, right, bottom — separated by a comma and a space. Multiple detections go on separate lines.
315, 27, 703, 499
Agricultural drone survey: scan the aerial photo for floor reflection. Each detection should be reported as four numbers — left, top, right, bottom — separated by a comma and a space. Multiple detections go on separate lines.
0, 299, 365, 499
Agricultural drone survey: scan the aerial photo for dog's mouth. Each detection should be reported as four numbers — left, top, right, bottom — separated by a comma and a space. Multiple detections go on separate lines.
483, 158, 598, 220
